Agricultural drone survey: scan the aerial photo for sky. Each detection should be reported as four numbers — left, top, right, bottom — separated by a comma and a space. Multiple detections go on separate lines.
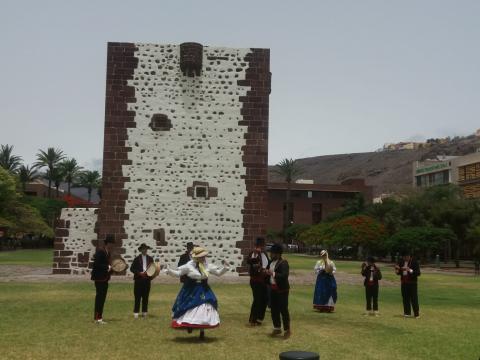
0, 0, 479, 170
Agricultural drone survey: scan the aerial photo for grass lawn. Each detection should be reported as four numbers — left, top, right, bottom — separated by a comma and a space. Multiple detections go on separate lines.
0, 249, 52, 266
0, 253, 479, 360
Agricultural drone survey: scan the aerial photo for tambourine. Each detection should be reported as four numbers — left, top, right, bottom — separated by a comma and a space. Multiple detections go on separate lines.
146, 262, 161, 279
111, 258, 128, 273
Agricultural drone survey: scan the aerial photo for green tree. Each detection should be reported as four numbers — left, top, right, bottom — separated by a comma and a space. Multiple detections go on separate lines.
35, 147, 65, 198
76, 170, 101, 202
301, 215, 386, 258
385, 227, 455, 260
274, 158, 304, 243
60, 158, 82, 196
18, 165, 40, 192
0, 144, 22, 173
0, 168, 53, 237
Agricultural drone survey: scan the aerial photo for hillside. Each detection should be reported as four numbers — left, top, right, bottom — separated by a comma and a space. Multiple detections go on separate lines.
268, 134, 480, 197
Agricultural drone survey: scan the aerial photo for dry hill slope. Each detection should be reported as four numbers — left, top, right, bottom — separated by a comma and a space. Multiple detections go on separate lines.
268, 134, 480, 196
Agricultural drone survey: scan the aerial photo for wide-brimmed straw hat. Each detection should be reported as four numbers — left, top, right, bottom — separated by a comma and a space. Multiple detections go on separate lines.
138, 243, 152, 251
320, 250, 328, 257
191, 247, 208, 258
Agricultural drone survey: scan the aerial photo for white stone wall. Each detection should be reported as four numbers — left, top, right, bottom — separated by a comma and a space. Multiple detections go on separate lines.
121, 44, 252, 273
57, 208, 97, 274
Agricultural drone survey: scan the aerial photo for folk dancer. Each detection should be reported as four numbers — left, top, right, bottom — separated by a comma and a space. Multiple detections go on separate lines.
395, 251, 421, 318
266, 243, 291, 339
130, 243, 154, 319
165, 247, 229, 340
313, 250, 337, 312
361, 256, 382, 316
247, 237, 270, 326
91, 234, 115, 324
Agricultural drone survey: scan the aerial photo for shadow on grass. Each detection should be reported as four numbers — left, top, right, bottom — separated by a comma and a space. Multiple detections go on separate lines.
171, 336, 220, 344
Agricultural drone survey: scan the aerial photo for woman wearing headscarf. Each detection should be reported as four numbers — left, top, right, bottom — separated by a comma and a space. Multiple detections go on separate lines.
313, 250, 337, 312
164, 246, 229, 339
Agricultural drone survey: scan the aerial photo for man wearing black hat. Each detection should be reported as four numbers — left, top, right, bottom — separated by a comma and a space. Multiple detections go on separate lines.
178, 242, 194, 283
91, 234, 115, 324
361, 256, 382, 316
266, 243, 291, 339
395, 251, 421, 318
247, 237, 270, 326
130, 243, 154, 318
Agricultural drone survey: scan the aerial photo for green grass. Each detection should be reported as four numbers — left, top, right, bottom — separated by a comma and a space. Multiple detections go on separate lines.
0, 253, 479, 360
0, 249, 52, 266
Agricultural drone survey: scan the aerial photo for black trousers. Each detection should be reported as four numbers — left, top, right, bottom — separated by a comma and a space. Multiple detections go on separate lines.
94, 281, 108, 320
134, 278, 151, 313
271, 290, 290, 331
401, 282, 419, 316
249, 281, 268, 323
365, 284, 379, 311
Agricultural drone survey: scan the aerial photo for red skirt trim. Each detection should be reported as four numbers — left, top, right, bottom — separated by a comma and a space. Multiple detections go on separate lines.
171, 320, 219, 329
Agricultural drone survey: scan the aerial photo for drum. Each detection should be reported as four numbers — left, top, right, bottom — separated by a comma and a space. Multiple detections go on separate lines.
146, 262, 161, 279
111, 258, 128, 273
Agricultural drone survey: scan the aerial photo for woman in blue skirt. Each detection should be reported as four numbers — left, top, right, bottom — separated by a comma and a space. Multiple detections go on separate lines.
165, 246, 229, 339
313, 250, 337, 312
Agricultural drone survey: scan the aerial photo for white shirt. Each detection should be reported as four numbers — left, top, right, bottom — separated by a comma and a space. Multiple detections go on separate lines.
314, 260, 336, 274
402, 261, 408, 276
269, 260, 278, 285
260, 253, 268, 268
142, 255, 147, 272
166, 260, 229, 280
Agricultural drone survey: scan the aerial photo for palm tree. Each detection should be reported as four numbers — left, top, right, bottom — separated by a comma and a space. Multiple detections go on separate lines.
0, 144, 22, 173
60, 158, 82, 196
18, 165, 40, 192
76, 170, 101, 202
273, 158, 304, 243
46, 168, 64, 198
34, 147, 65, 198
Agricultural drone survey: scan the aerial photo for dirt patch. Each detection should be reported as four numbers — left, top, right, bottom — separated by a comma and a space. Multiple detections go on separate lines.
0, 265, 475, 284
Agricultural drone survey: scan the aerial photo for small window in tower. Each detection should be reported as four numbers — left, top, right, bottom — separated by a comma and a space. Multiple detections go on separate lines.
195, 186, 208, 198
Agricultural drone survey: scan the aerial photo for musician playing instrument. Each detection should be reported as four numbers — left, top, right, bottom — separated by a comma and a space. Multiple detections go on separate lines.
91, 234, 115, 324
130, 243, 154, 319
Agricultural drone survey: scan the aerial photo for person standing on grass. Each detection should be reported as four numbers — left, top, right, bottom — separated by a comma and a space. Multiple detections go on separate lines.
178, 242, 194, 283
361, 256, 382, 316
91, 234, 115, 324
247, 237, 270, 326
395, 251, 421, 318
130, 243, 154, 319
266, 243, 291, 339
313, 250, 337, 312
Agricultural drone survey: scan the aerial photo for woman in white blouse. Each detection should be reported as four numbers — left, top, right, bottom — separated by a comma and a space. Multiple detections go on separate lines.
165, 246, 229, 339
313, 250, 338, 312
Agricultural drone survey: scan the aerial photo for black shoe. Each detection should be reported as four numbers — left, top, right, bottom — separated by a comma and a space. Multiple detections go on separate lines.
187, 328, 193, 334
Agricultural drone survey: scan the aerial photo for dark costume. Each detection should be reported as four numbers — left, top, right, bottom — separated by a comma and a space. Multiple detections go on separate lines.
178, 248, 192, 283
247, 248, 269, 324
396, 258, 421, 317
130, 254, 154, 314
268, 258, 290, 332
361, 263, 382, 312
91, 247, 111, 321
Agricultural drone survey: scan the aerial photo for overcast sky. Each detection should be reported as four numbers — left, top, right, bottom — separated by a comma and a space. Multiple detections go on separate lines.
1, 0, 479, 170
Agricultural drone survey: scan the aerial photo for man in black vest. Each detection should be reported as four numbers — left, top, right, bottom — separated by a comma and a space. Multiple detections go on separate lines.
395, 251, 421, 318
91, 234, 115, 324
130, 243, 154, 318
177, 242, 194, 283
266, 243, 291, 339
361, 256, 382, 316
247, 237, 269, 326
